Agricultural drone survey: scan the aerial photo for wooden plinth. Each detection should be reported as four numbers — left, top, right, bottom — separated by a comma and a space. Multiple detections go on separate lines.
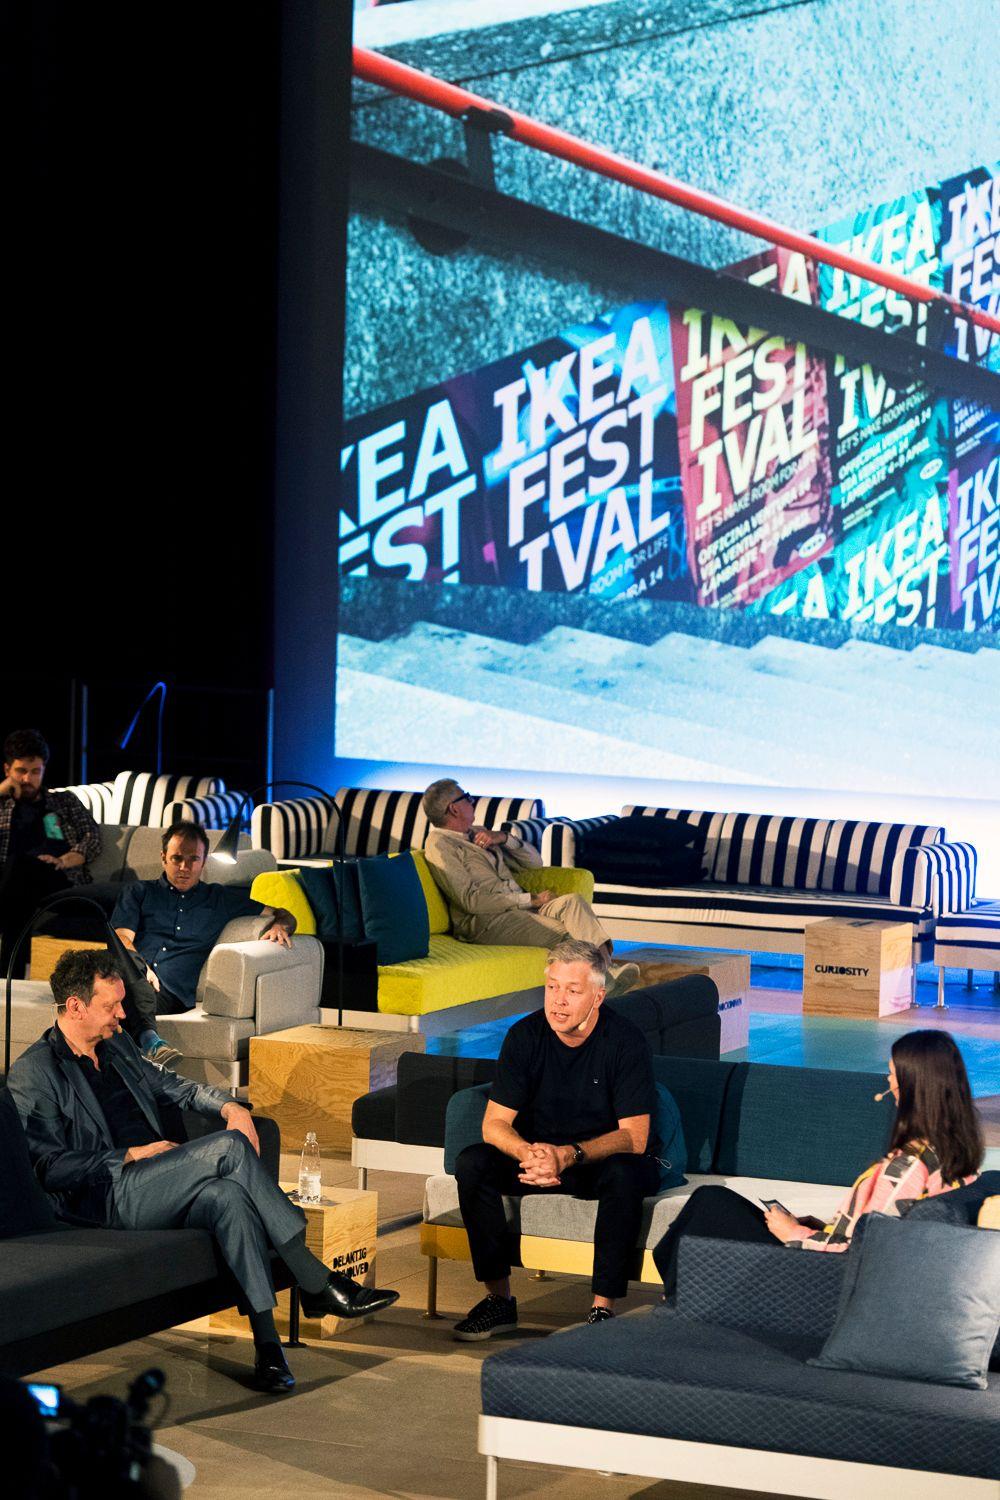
626, 947, 750, 1053
249, 1025, 425, 1153
803, 919, 914, 1017
30, 937, 105, 983
210, 1184, 378, 1340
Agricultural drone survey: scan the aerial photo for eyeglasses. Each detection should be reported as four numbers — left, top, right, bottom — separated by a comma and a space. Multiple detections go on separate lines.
447, 792, 475, 811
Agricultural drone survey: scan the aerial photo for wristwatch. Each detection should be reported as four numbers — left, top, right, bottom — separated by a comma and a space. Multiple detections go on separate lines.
569, 1142, 586, 1167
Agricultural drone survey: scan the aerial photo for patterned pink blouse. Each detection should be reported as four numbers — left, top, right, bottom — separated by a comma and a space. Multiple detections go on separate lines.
784, 1144, 977, 1252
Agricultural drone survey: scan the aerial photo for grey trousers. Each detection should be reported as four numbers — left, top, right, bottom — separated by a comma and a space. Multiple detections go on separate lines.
113, 1131, 306, 1313
464, 893, 609, 949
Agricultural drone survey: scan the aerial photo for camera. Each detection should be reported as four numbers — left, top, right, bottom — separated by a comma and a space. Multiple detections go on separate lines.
4, 1368, 178, 1500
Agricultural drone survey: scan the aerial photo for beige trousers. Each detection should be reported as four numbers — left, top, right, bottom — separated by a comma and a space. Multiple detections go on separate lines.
464, 892, 609, 949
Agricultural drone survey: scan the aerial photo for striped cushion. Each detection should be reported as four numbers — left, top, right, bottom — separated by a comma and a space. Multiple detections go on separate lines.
61, 781, 117, 822
891, 841, 977, 915
819, 820, 942, 897
933, 898, 1000, 970
709, 812, 833, 890
334, 788, 544, 859
110, 772, 223, 827
540, 816, 619, 867
590, 882, 933, 942
503, 816, 551, 852
472, 795, 542, 830
252, 795, 336, 862
162, 791, 249, 831
337, 788, 429, 857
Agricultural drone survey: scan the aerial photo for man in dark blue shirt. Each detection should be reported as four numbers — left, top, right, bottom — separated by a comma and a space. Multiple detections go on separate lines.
112, 820, 295, 1065
453, 938, 659, 1340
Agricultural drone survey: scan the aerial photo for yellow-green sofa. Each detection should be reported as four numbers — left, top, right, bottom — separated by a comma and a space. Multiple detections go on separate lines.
251, 854, 594, 1034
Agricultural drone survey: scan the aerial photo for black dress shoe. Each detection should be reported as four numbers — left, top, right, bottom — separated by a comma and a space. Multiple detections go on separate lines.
253, 1342, 296, 1393
299, 1271, 400, 1320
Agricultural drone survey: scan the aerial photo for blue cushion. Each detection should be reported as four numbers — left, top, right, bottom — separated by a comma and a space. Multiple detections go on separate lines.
296, 862, 365, 945
811, 1213, 1000, 1389
444, 1083, 491, 1174
714, 1063, 888, 1185
652, 1082, 686, 1189
357, 852, 430, 966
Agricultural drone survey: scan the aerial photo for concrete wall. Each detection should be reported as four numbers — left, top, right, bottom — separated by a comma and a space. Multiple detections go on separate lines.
347, 0, 1000, 417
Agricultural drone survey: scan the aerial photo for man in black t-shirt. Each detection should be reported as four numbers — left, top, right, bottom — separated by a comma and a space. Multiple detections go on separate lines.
453, 938, 659, 1339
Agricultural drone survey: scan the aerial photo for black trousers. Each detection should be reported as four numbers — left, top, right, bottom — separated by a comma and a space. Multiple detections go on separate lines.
455, 1142, 661, 1299
652, 1184, 774, 1295
118, 958, 188, 1042
0, 858, 70, 977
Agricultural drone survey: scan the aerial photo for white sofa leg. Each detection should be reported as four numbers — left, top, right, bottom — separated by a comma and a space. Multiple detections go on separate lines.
357, 1167, 368, 1191
485, 1455, 498, 1500
936, 967, 947, 1010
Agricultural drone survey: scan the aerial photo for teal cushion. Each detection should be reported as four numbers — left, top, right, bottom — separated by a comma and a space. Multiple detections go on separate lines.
651, 1082, 687, 1189
811, 1214, 1000, 1389
296, 863, 365, 945
357, 852, 430, 967
715, 1063, 888, 1185
444, 1084, 491, 1174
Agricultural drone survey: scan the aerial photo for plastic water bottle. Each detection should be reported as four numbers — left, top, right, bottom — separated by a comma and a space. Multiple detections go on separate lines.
298, 1132, 322, 1204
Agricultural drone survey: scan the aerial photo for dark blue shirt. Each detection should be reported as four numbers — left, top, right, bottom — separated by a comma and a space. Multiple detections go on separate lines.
111, 875, 262, 1008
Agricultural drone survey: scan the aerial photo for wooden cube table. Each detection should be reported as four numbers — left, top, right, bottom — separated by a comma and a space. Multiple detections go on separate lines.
626, 947, 750, 1053
803, 919, 914, 1017
210, 1184, 378, 1340
249, 1025, 425, 1153
30, 936, 105, 983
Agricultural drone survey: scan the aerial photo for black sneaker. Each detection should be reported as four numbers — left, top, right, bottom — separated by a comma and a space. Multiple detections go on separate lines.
586, 1306, 615, 1325
453, 1293, 518, 1341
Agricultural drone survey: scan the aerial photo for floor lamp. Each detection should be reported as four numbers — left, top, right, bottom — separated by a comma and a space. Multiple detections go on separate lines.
3, 892, 136, 1077
212, 782, 346, 1025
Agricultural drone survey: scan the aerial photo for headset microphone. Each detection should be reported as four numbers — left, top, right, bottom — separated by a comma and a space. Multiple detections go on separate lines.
577, 1001, 597, 1033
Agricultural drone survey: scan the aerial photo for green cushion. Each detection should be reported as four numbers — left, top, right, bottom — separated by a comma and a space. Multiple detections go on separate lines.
357, 852, 430, 967
250, 870, 317, 936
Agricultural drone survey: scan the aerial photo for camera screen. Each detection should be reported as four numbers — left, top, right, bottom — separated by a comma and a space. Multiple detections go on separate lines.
27, 1382, 62, 1418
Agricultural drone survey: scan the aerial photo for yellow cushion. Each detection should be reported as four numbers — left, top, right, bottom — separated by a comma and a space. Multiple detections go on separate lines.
392, 848, 451, 935
514, 865, 595, 901
250, 869, 317, 936
979, 1196, 1000, 1230
378, 934, 546, 1015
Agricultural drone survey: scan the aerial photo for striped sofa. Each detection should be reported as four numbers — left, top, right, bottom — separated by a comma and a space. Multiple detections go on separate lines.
249, 786, 544, 864
508, 806, 978, 960
933, 899, 1000, 998
58, 771, 225, 827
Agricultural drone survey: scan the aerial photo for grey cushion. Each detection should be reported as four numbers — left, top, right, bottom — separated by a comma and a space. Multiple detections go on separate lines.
481, 1306, 1000, 1479
0, 1229, 219, 1343
812, 1214, 1000, 1389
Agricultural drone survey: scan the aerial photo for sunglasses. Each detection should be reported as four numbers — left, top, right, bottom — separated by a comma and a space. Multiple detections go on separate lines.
448, 792, 475, 811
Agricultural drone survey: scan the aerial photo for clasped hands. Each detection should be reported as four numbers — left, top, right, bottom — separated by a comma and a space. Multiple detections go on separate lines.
517, 1141, 574, 1187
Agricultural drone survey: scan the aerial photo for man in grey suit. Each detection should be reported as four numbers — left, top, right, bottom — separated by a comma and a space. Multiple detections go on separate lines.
8, 949, 398, 1393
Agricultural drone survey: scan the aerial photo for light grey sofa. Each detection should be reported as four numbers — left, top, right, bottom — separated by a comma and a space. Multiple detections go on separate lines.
9, 824, 321, 1091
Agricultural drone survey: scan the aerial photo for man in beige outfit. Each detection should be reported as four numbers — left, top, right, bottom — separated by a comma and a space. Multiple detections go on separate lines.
421, 780, 639, 995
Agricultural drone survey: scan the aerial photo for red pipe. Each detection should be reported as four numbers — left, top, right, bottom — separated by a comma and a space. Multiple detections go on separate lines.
354, 45, 1000, 340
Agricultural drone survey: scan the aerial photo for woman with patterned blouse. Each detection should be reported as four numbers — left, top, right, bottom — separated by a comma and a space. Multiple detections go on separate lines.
654, 1030, 982, 1293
